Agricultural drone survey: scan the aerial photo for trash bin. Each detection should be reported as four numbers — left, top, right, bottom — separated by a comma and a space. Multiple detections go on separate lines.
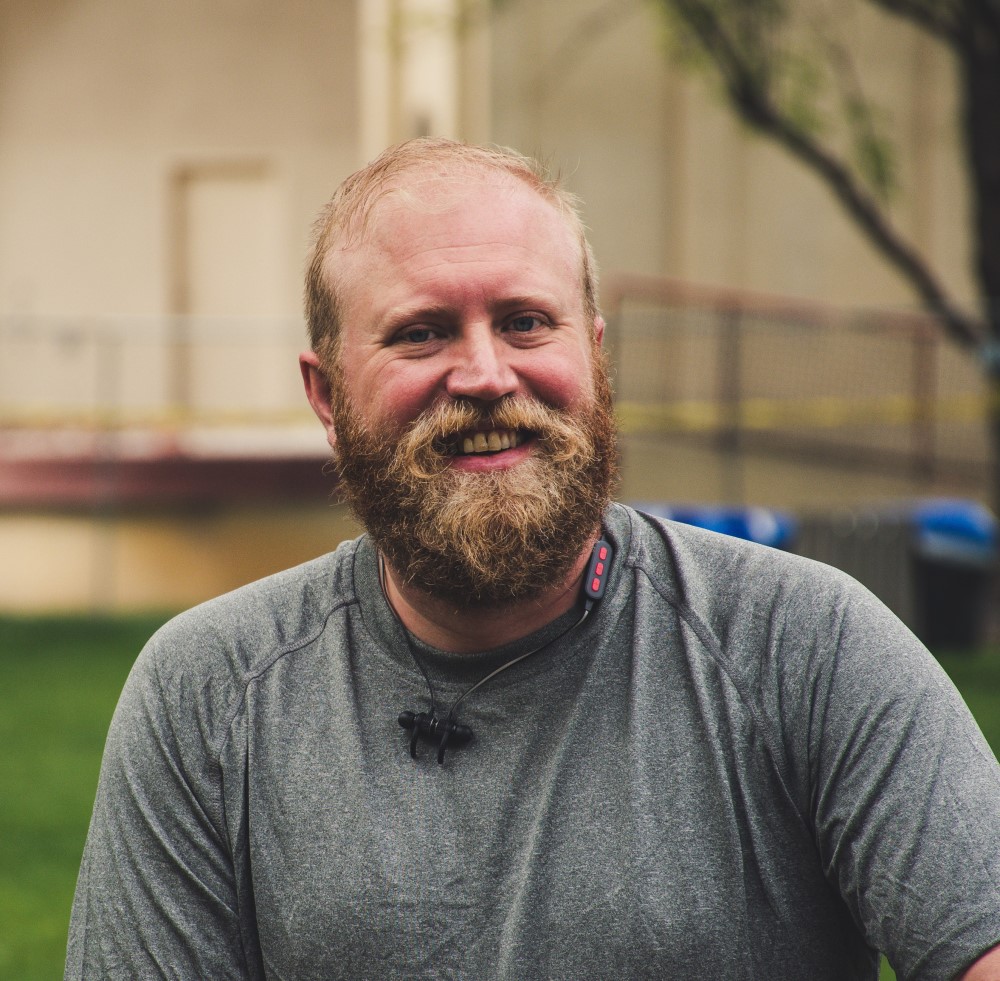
634, 503, 796, 550
910, 499, 998, 652
645, 499, 997, 651
793, 499, 997, 652
793, 508, 916, 629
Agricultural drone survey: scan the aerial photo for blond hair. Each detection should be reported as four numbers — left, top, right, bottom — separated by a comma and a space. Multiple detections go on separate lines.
304, 138, 600, 370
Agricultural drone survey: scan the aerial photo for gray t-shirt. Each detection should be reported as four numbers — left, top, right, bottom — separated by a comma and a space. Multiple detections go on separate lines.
66, 504, 1000, 980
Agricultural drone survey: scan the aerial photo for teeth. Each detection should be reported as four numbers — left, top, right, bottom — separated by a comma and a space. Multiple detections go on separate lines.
457, 429, 522, 455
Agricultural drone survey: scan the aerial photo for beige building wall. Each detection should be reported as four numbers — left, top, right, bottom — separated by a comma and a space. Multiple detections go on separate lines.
0, 505, 363, 613
0, 0, 984, 612
0, 0, 359, 321
0, 0, 976, 329
490, 0, 977, 318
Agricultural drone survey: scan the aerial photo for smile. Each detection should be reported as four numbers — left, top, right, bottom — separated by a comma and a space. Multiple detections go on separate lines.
452, 429, 526, 456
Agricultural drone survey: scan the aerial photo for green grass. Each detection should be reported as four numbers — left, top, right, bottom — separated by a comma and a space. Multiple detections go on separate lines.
1, 616, 997, 980
0, 613, 172, 981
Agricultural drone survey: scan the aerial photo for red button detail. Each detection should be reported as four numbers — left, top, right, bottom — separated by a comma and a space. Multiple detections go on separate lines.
595, 562, 604, 576
591, 577, 601, 592
598, 546, 608, 560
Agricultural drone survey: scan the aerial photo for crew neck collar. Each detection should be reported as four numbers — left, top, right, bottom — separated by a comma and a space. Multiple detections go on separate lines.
353, 504, 631, 688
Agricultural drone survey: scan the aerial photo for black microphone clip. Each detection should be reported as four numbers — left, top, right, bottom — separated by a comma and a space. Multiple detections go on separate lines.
398, 710, 473, 764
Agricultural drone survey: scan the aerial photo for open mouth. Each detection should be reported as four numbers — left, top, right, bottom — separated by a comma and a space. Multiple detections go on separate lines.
447, 428, 532, 456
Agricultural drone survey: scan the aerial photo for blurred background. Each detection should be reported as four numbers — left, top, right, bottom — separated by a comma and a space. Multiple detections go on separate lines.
1, 0, 997, 641
1, 3, 998, 976
1, 0, 996, 639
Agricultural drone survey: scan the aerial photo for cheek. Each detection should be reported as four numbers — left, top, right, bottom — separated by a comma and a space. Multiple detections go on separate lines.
522, 348, 597, 410
350, 365, 443, 431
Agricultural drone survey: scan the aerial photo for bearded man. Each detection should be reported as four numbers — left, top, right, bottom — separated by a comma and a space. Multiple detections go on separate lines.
68, 139, 1000, 981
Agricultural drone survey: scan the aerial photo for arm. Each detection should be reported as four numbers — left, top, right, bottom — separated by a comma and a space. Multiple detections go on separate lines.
961, 944, 1000, 981
786, 577, 1000, 981
66, 634, 261, 979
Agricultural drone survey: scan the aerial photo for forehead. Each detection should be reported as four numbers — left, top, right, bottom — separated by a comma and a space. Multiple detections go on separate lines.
330, 172, 583, 287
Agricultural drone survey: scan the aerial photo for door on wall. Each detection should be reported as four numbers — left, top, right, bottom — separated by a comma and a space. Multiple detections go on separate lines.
168, 162, 287, 415
172, 162, 285, 318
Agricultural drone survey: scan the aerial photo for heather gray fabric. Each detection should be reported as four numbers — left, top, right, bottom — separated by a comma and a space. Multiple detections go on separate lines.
66, 504, 1000, 980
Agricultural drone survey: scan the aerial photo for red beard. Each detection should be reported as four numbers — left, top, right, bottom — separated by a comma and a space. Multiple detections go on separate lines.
329, 354, 619, 607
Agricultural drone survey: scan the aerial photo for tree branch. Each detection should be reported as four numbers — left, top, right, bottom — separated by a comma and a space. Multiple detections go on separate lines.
767, 109, 983, 347
668, 0, 985, 348
864, 0, 961, 44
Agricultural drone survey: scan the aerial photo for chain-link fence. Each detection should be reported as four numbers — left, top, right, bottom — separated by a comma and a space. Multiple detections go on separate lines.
604, 275, 991, 493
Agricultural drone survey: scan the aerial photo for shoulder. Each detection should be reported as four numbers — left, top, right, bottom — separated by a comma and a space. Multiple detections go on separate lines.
617, 502, 994, 765
154, 535, 362, 672
119, 536, 365, 753
614, 503, 944, 722
617, 502, 878, 635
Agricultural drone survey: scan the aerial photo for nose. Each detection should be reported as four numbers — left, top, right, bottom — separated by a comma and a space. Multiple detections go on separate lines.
444, 328, 518, 403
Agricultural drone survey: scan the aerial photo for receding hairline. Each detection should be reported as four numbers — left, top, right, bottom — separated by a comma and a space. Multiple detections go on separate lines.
315, 146, 587, 259
305, 139, 600, 367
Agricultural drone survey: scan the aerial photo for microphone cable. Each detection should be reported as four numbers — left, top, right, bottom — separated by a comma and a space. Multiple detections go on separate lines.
379, 538, 613, 764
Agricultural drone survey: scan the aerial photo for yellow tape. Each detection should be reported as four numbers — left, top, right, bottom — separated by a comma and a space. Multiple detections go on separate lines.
0, 406, 318, 431
616, 392, 994, 435
0, 392, 994, 434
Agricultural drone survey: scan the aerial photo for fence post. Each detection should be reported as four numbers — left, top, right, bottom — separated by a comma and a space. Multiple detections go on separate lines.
912, 323, 937, 478
716, 306, 746, 502
92, 323, 122, 612
718, 306, 743, 451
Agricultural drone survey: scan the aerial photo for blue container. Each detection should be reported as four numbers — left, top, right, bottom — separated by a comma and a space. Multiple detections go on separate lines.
909, 499, 997, 567
907, 499, 998, 651
634, 503, 796, 550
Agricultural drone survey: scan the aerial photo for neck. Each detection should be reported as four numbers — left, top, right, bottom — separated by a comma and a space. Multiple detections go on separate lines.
380, 534, 600, 654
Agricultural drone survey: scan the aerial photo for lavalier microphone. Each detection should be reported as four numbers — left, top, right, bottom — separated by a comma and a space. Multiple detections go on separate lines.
398, 711, 473, 764
388, 537, 615, 764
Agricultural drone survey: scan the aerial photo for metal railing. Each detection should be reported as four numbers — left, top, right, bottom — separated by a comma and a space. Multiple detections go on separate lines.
0, 314, 315, 450
0, 289, 992, 491
602, 274, 991, 487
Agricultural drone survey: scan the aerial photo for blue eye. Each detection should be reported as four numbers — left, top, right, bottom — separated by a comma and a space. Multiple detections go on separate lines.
508, 315, 543, 333
402, 328, 436, 344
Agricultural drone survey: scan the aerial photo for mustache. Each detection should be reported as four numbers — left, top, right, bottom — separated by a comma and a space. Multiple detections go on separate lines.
395, 395, 593, 479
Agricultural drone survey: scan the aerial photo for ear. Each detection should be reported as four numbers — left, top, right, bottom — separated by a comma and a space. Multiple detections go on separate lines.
593, 315, 606, 347
299, 351, 338, 451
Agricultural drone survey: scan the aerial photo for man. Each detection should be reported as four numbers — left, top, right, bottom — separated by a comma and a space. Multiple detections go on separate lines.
67, 139, 1000, 980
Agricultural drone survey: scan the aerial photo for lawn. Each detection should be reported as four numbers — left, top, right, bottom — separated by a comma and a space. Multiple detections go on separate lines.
0, 614, 170, 981
1, 615, 997, 981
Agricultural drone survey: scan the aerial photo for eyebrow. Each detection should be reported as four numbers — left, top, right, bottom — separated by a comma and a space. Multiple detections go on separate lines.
382, 294, 566, 330
381, 304, 454, 332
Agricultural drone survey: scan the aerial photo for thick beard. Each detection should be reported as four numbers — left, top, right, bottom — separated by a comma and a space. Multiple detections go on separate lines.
329, 356, 618, 608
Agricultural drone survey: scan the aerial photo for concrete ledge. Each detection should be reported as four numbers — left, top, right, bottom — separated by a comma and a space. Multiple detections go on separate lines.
0, 454, 336, 509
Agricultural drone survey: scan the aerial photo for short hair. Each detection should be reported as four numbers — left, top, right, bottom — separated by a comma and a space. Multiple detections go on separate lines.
304, 137, 600, 371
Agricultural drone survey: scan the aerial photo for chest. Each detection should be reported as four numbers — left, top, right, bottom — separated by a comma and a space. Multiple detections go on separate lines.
234, 652, 865, 980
